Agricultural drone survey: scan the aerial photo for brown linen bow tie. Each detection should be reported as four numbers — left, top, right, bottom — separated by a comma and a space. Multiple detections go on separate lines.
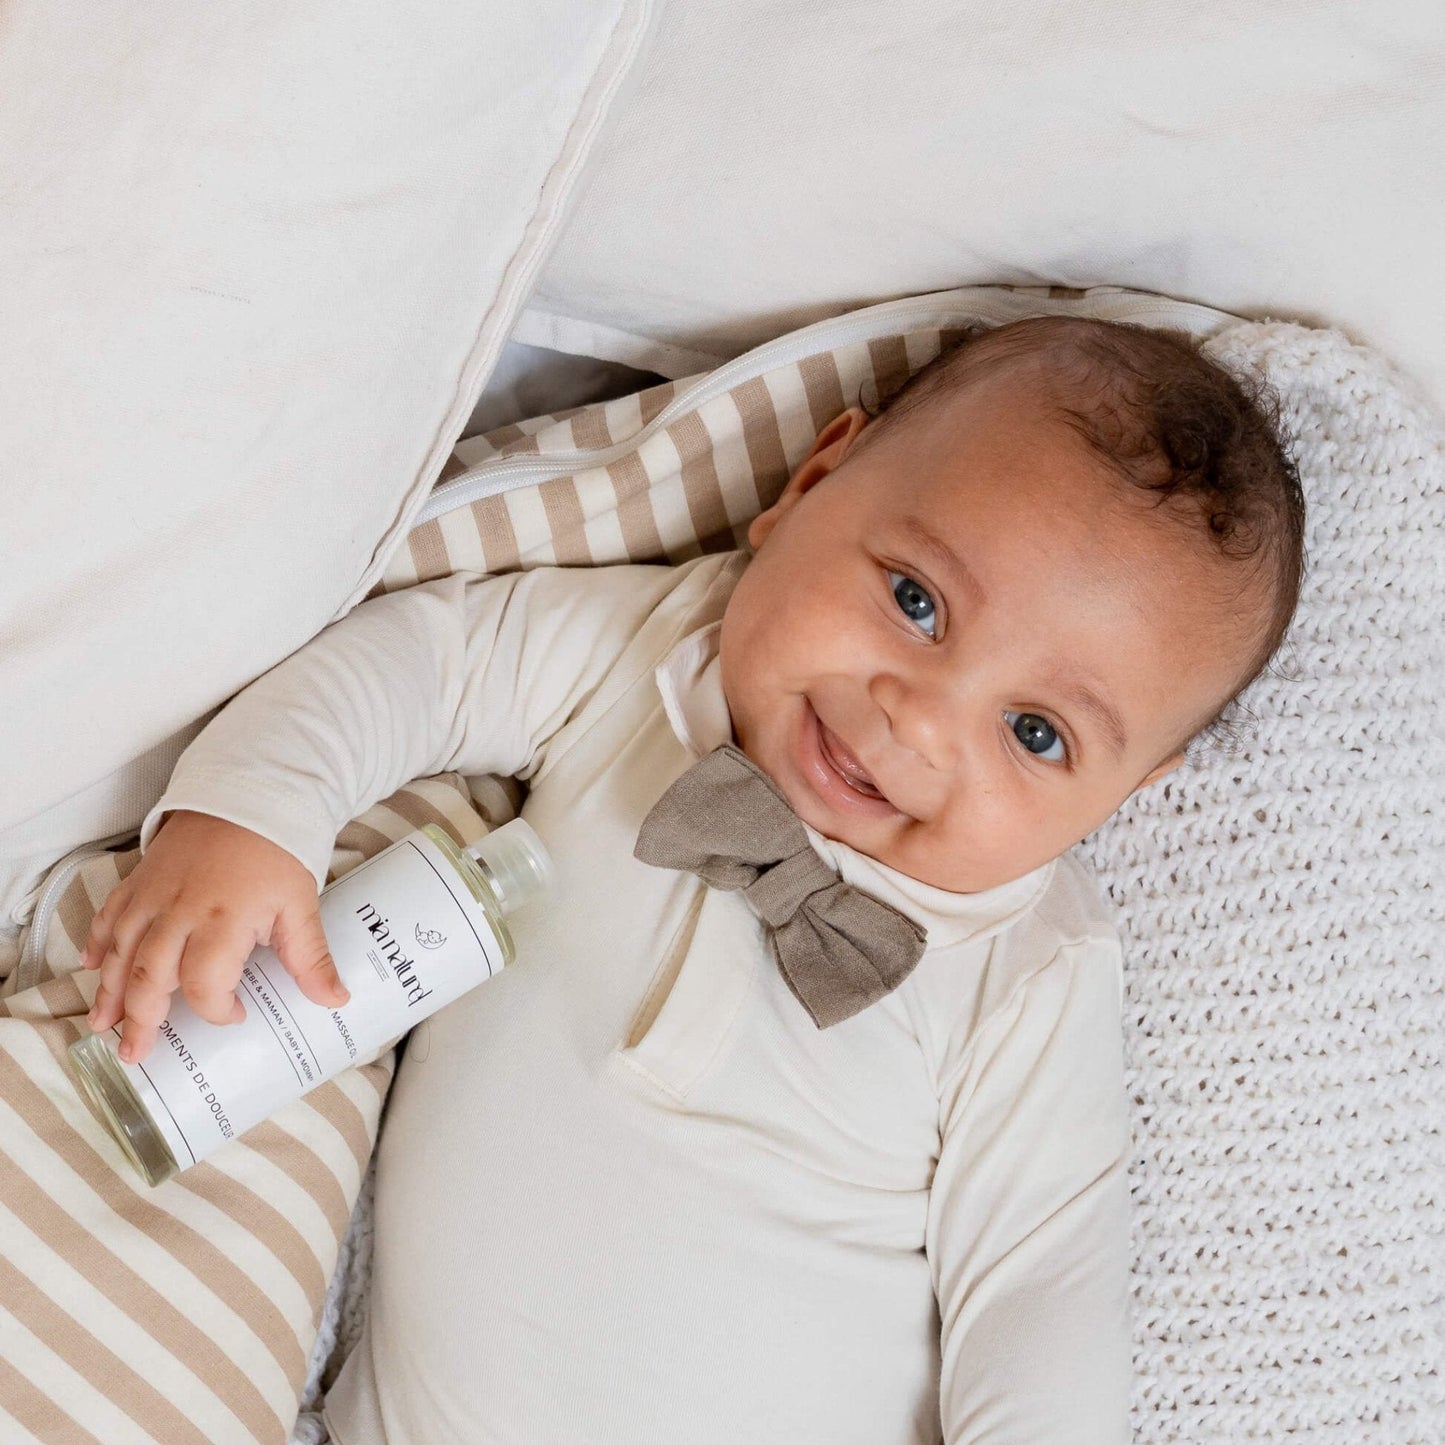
634, 745, 928, 1028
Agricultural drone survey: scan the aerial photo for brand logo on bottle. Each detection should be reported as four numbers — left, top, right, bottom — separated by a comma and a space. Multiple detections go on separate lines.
415, 925, 446, 950
354, 903, 435, 1007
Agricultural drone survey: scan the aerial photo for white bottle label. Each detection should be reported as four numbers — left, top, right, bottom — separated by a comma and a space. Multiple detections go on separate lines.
103, 831, 505, 1171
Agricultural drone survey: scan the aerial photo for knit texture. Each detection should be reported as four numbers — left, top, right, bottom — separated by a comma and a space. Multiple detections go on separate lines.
1077, 322, 1444, 1441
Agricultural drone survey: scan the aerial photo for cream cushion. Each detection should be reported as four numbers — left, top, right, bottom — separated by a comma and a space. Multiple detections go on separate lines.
0, 0, 653, 931
520, 0, 1445, 416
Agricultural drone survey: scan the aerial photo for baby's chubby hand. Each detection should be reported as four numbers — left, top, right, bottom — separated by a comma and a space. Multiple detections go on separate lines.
81, 811, 349, 1065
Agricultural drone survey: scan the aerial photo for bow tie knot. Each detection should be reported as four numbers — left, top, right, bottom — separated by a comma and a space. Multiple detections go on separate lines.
743, 848, 836, 929
634, 745, 928, 1028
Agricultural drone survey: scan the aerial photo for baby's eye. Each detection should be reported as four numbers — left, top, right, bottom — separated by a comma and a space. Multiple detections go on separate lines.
888, 571, 936, 637
1004, 711, 1066, 764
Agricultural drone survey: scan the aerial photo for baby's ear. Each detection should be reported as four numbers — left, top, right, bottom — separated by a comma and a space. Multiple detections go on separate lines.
748, 406, 870, 549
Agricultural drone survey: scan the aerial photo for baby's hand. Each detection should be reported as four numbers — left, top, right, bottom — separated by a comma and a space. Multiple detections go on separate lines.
81, 811, 349, 1065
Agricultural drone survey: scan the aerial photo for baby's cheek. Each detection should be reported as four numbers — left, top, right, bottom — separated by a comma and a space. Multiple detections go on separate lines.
904, 806, 1008, 893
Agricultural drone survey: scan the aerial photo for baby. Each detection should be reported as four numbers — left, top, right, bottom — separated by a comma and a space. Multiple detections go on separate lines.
80, 316, 1303, 1444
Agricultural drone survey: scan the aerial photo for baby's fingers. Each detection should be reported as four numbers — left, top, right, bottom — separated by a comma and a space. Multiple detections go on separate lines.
81, 878, 136, 971
87, 896, 161, 1032
272, 907, 349, 1010
104, 919, 189, 1064
177, 923, 254, 1028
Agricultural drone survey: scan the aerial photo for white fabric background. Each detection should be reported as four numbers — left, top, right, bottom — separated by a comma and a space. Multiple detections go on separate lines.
523, 0, 1445, 416
0, 0, 655, 934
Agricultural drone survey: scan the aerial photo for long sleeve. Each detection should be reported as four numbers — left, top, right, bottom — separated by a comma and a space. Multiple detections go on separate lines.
929, 937, 1133, 1444
142, 561, 715, 886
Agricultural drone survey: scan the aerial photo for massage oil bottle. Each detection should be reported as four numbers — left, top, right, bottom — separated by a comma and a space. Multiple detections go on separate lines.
68, 819, 554, 1187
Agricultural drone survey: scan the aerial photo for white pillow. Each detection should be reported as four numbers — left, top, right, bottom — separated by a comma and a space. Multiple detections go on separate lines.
520, 0, 1445, 416
0, 0, 653, 932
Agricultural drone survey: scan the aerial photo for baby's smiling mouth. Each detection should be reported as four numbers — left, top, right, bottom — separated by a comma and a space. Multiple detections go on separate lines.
817, 721, 885, 799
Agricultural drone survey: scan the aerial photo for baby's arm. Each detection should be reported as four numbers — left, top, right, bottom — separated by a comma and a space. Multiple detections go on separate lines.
930, 940, 1132, 1443
84, 563, 694, 1064
81, 811, 347, 1063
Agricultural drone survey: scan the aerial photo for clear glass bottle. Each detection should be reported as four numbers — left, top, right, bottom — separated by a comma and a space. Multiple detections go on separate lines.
69, 819, 554, 1187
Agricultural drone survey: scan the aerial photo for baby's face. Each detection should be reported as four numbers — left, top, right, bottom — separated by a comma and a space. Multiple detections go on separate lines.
718, 365, 1256, 893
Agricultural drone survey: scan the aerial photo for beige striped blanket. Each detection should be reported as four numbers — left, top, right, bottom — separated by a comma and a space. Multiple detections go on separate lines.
3, 286, 1440, 1444
0, 773, 516, 1445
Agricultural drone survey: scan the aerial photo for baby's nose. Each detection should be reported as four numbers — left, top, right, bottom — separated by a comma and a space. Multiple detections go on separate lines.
869, 673, 958, 773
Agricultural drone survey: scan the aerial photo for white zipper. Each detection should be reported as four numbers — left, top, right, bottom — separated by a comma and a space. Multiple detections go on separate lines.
15, 833, 132, 993
415, 286, 1239, 525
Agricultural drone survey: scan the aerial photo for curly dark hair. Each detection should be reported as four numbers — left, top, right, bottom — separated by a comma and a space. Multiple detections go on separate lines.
862, 315, 1307, 747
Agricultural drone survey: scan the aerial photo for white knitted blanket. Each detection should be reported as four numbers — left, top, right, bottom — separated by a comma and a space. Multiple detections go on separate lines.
1085, 323, 1444, 1442
293, 322, 1444, 1443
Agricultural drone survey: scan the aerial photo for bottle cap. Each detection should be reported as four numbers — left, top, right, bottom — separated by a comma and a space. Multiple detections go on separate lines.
465, 819, 556, 914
